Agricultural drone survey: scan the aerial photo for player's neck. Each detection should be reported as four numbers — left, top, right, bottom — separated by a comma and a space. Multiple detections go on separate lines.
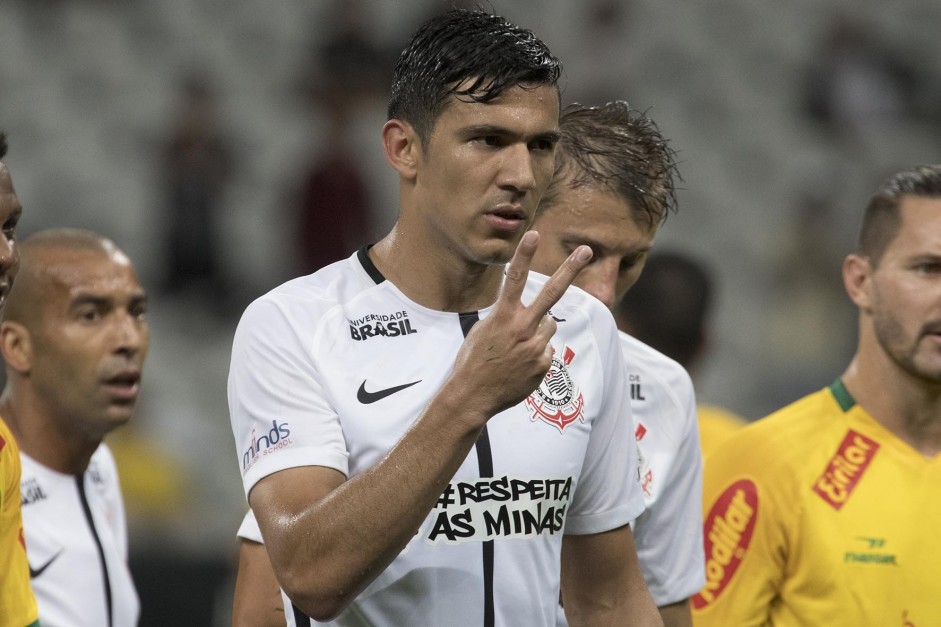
0, 390, 98, 475
369, 229, 504, 313
842, 351, 941, 458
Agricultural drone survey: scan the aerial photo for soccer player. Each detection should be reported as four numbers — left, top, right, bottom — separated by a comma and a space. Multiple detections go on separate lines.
0, 131, 39, 627
1, 228, 147, 627
691, 165, 941, 626
228, 9, 661, 627
614, 251, 747, 459
527, 102, 703, 627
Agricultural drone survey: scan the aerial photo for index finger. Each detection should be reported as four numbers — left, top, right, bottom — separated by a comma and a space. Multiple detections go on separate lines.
497, 230, 540, 307
527, 244, 593, 318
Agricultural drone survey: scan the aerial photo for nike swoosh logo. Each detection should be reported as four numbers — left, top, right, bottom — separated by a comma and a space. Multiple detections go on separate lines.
357, 380, 421, 404
29, 550, 63, 579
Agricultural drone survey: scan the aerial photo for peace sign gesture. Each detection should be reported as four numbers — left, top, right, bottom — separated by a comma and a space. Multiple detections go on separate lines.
449, 231, 593, 421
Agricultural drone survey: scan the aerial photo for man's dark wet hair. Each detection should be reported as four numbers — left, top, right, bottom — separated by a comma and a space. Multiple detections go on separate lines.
857, 165, 941, 267
615, 251, 713, 369
538, 101, 679, 230
0, 131, 7, 160
387, 8, 562, 147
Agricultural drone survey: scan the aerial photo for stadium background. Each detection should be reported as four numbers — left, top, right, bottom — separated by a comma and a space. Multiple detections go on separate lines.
2, 0, 938, 623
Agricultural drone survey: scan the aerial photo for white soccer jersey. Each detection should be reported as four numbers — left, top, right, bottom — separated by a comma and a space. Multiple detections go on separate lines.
229, 248, 644, 627
20, 444, 139, 627
556, 333, 705, 624
619, 332, 704, 606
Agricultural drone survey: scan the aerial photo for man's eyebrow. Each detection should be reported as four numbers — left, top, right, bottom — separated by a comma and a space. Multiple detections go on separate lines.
560, 235, 651, 258
462, 124, 560, 143
69, 291, 147, 308
69, 294, 110, 309
534, 130, 561, 144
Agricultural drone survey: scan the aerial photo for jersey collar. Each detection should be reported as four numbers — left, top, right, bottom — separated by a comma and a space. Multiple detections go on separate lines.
828, 378, 856, 412
357, 246, 385, 285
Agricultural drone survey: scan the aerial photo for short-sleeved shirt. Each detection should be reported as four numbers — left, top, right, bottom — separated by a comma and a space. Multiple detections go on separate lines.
1, 417, 39, 627
692, 380, 941, 627
557, 332, 704, 625
229, 248, 644, 627
619, 333, 704, 606
21, 444, 140, 627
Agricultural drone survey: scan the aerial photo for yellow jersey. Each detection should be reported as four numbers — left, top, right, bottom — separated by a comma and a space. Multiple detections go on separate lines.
692, 380, 941, 627
0, 417, 39, 627
696, 403, 747, 461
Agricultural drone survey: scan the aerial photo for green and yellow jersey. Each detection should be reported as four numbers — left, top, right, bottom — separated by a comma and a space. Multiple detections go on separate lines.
1, 416, 39, 627
693, 380, 941, 627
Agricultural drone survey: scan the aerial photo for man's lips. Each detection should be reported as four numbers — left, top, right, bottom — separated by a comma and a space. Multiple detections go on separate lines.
484, 205, 527, 231
101, 371, 142, 402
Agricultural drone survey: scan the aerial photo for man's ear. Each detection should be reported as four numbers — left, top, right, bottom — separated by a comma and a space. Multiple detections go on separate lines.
843, 253, 873, 311
382, 119, 421, 179
0, 321, 32, 375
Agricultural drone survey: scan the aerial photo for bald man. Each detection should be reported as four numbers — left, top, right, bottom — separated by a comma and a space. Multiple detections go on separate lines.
0, 228, 148, 627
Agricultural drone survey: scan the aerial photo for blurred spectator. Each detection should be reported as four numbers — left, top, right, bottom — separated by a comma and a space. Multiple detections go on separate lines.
158, 72, 234, 307
288, 0, 389, 275
763, 187, 858, 410
803, 13, 922, 140
291, 101, 374, 275
615, 251, 747, 458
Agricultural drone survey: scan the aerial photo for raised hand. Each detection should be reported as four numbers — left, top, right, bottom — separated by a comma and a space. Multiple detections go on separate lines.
449, 230, 592, 419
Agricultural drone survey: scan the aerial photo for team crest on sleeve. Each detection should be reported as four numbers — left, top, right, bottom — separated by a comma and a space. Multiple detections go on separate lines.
525, 345, 585, 433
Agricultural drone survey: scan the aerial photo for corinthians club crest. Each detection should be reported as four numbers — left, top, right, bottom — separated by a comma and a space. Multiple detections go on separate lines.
525, 345, 585, 433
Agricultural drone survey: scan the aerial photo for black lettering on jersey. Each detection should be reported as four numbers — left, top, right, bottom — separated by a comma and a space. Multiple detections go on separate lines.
630, 383, 646, 401
349, 314, 418, 342
428, 509, 475, 542
21, 478, 48, 506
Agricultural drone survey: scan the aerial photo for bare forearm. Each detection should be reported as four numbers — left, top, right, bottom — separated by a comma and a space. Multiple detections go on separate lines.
259, 390, 486, 619
562, 528, 663, 627
658, 599, 692, 627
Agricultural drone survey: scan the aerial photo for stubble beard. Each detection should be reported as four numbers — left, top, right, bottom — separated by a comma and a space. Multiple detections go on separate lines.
873, 309, 941, 385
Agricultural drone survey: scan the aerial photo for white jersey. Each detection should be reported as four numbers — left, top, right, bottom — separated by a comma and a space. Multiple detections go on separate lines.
229, 248, 644, 627
556, 333, 705, 624
619, 332, 704, 606
20, 444, 139, 627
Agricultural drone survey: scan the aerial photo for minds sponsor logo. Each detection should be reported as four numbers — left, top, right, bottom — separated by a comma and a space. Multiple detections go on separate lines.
693, 478, 758, 610
349, 310, 417, 341
242, 420, 293, 472
425, 476, 573, 544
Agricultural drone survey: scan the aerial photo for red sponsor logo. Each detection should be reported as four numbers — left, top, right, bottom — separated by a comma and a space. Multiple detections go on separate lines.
812, 430, 879, 510
692, 479, 758, 610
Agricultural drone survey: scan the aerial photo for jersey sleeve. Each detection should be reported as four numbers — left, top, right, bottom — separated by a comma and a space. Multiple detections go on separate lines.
236, 508, 264, 544
634, 371, 705, 606
228, 296, 350, 499
563, 309, 645, 535
691, 425, 792, 627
